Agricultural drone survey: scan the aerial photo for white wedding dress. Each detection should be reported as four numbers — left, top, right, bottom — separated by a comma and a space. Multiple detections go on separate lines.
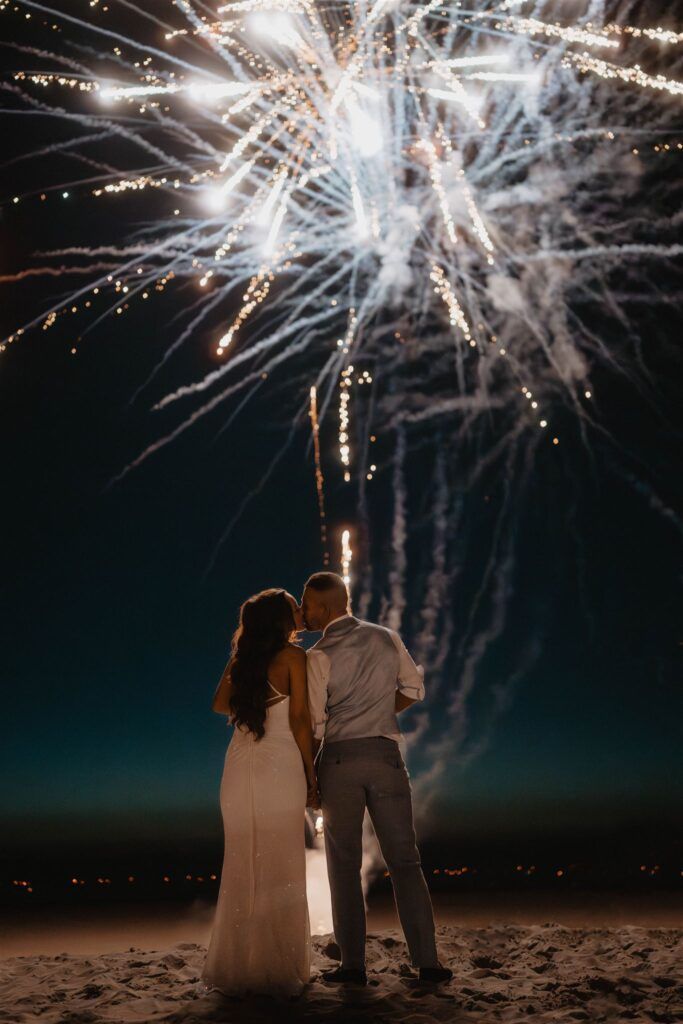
200, 679, 311, 998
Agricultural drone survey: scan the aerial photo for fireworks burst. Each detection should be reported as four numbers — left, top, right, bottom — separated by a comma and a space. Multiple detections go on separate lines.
2, 0, 681, 815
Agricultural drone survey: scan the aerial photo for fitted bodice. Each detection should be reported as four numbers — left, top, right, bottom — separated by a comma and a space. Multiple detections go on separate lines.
265, 677, 289, 704
230, 679, 292, 738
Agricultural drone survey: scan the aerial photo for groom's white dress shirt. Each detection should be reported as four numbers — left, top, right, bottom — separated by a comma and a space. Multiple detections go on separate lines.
306, 614, 425, 744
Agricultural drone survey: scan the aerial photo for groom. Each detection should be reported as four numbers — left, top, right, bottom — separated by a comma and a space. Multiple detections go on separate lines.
301, 571, 453, 986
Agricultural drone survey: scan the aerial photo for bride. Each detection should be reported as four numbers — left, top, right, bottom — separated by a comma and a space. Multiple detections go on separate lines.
200, 588, 319, 999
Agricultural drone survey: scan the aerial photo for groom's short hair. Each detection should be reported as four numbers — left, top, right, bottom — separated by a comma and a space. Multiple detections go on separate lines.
305, 571, 349, 606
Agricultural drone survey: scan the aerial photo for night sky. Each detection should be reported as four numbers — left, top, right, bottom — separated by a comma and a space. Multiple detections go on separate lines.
1, 7, 682, 871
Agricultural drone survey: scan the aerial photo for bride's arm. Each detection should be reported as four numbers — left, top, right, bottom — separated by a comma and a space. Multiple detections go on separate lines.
287, 647, 316, 784
211, 658, 233, 715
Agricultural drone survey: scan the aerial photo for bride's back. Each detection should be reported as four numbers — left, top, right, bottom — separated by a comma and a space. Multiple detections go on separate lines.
202, 596, 310, 996
264, 645, 295, 706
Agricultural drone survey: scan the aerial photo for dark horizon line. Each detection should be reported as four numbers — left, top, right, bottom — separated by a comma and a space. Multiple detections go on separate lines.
4, 826, 682, 860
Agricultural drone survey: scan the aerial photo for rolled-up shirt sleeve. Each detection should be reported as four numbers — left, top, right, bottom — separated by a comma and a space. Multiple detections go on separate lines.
306, 648, 330, 740
388, 629, 425, 700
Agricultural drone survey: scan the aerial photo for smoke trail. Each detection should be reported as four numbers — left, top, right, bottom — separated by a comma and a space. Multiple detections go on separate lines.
413, 447, 450, 666
384, 424, 407, 633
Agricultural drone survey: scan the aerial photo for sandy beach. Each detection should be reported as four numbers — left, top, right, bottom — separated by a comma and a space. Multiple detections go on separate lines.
2, 892, 681, 1023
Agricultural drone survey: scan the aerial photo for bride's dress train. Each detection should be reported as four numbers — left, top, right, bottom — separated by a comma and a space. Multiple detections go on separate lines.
200, 681, 311, 998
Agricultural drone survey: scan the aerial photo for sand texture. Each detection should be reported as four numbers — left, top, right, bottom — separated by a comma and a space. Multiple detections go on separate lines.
2, 923, 682, 1023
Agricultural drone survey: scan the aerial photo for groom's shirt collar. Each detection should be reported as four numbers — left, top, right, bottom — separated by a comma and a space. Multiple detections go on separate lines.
322, 612, 355, 637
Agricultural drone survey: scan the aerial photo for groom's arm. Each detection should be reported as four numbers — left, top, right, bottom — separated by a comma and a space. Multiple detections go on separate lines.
306, 649, 330, 760
396, 691, 418, 713
388, 630, 425, 713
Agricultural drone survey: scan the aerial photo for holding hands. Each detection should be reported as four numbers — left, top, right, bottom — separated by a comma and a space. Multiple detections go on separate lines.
306, 771, 321, 811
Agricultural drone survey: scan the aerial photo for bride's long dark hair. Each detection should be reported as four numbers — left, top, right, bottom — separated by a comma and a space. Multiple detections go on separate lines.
228, 588, 296, 740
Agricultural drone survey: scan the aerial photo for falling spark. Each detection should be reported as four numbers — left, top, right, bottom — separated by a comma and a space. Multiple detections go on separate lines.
419, 137, 458, 244
562, 51, 683, 96
499, 16, 622, 50
339, 366, 352, 468
308, 385, 329, 565
430, 265, 472, 342
341, 528, 353, 598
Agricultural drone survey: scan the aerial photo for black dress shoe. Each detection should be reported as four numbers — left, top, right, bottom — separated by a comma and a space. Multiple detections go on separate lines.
419, 963, 453, 983
321, 965, 368, 985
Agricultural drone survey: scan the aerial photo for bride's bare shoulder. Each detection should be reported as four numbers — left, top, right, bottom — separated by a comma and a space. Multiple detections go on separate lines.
282, 643, 306, 665
270, 644, 304, 668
